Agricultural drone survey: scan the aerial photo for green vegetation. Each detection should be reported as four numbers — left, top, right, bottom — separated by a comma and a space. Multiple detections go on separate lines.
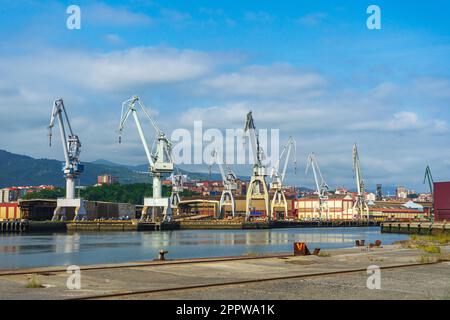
410, 233, 450, 245
409, 233, 450, 263
22, 188, 65, 200
418, 244, 441, 254
26, 275, 43, 288
22, 183, 200, 205
318, 251, 331, 257
0, 149, 150, 187
0, 149, 224, 188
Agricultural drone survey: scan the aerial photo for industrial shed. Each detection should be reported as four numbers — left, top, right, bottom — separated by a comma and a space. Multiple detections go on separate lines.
434, 182, 450, 221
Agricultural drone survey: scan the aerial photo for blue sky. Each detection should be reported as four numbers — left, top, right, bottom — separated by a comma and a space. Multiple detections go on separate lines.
0, 0, 449, 192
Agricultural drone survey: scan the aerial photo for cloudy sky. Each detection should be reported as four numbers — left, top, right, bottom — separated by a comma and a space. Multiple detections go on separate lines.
0, 0, 449, 192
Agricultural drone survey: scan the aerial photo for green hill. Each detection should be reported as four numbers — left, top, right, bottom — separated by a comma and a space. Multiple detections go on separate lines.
0, 149, 150, 188
0, 149, 223, 188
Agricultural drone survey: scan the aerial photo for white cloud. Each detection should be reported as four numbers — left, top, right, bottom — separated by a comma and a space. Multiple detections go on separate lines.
104, 34, 126, 45
0, 40, 449, 190
349, 112, 421, 131
387, 111, 420, 130
244, 11, 275, 23
413, 77, 450, 99
159, 8, 191, 23
202, 64, 326, 97
85, 3, 153, 26
0, 47, 224, 92
296, 13, 327, 27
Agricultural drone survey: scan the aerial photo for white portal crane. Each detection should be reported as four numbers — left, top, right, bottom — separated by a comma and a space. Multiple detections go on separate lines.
48, 98, 86, 221
118, 96, 173, 222
244, 111, 270, 221
305, 153, 329, 219
211, 149, 238, 218
169, 171, 184, 214
270, 136, 296, 220
352, 143, 369, 220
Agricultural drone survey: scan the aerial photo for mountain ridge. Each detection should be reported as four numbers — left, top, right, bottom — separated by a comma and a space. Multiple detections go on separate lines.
0, 149, 223, 188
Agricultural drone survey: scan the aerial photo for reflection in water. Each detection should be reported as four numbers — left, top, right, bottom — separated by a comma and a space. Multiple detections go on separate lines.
0, 227, 408, 270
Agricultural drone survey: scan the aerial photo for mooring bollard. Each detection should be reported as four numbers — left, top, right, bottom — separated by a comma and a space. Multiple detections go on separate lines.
158, 250, 168, 261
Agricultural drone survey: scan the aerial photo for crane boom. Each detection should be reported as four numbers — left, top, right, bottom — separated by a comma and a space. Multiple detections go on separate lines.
118, 96, 155, 167
352, 143, 369, 219
244, 111, 265, 167
305, 153, 328, 198
274, 136, 296, 183
353, 145, 362, 195
424, 165, 434, 194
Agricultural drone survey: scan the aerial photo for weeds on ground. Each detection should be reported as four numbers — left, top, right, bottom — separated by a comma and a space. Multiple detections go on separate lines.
418, 244, 441, 254
418, 252, 450, 263
317, 251, 330, 257
409, 233, 450, 244
26, 275, 43, 288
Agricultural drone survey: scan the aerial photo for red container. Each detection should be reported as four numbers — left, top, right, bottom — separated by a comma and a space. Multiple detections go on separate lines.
434, 182, 450, 221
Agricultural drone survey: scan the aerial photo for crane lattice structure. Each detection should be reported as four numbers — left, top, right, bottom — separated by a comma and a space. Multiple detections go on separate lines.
211, 149, 238, 219
352, 143, 369, 220
170, 171, 184, 214
118, 96, 173, 222
244, 111, 270, 221
305, 152, 329, 220
423, 165, 434, 221
48, 98, 86, 221
270, 136, 296, 220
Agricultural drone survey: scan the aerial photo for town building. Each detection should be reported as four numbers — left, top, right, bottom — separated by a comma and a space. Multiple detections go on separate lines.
97, 175, 118, 186
0, 185, 55, 203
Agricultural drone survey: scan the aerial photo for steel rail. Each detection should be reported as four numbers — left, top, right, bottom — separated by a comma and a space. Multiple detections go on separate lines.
71, 261, 443, 300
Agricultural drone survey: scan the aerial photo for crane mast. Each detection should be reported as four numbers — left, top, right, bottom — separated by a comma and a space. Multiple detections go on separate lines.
48, 98, 86, 221
305, 152, 329, 219
352, 144, 369, 220
244, 112, 270, 221
211, 149, 238, 218
118, 96, 173, 222
270, 136, 296, 220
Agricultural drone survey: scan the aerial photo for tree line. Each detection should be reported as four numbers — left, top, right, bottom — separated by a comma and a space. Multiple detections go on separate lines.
22, 183, 199, 204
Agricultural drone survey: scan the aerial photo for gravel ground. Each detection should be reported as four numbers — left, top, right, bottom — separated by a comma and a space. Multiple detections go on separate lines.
0, 245, 449, 300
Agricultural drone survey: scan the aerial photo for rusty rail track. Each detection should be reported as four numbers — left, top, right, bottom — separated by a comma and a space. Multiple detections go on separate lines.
0, 253, 293, 277
71, 261, 442, 300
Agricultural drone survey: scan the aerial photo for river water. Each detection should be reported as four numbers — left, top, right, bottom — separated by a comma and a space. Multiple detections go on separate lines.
0, 227, 409, 270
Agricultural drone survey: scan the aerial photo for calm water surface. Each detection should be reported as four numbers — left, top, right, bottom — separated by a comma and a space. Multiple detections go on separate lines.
0, 227, 409, 270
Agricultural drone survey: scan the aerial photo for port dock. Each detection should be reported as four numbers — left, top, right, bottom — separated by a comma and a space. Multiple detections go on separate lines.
1, 244, 449, 300
0, 219, 380, 233
381, 221, 450, 235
